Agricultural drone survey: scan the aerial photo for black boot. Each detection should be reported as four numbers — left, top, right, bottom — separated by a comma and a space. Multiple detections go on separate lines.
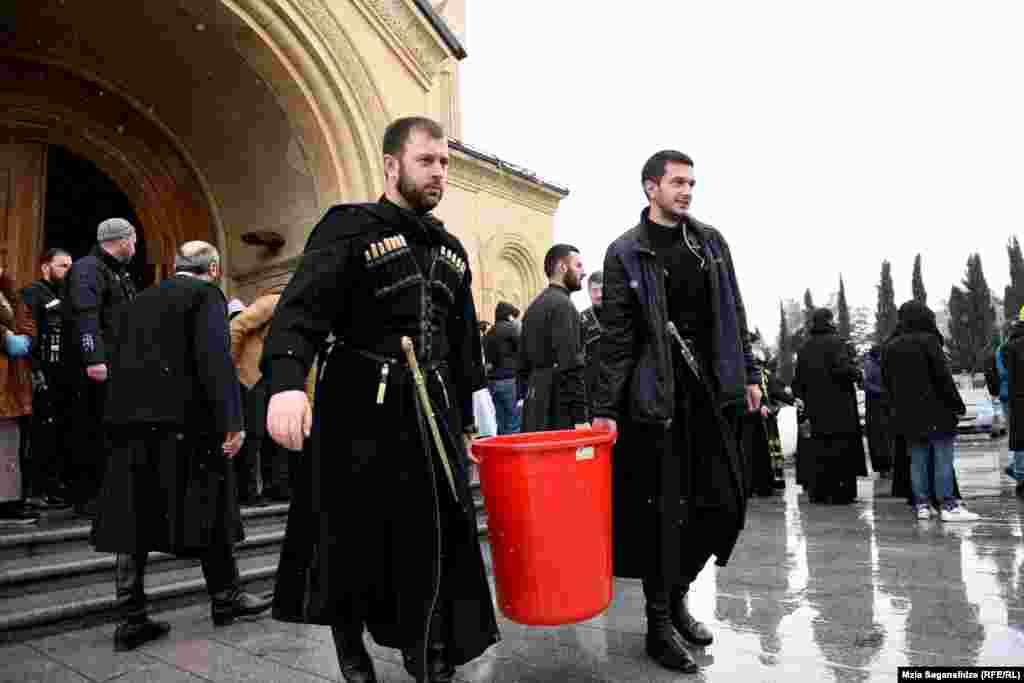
211, 588, 273, 626
332, 625, 378, 683
113, 554, 170, 651
114, 618, 171, 652
645, 600, 698, 673
670, 588, 714, 646
402, 604, 455, 683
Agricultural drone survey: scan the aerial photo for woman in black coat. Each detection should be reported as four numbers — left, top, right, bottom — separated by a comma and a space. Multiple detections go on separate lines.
881, 301, 977, 521
1001, 319, 1024, 497
791, 309, 866, 504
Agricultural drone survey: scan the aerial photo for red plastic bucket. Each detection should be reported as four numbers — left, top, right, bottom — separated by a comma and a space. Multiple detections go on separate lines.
470, 428, 617, 625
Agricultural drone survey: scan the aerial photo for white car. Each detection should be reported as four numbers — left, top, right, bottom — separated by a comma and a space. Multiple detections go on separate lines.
954, 373, 997, 435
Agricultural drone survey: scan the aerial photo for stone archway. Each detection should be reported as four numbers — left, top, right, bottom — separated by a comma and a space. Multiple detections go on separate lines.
477, 232, 544, 318
0, 57, 219, 290
1, 0, 396, 297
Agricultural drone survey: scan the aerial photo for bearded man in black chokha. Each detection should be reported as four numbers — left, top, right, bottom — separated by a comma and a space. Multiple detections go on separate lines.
261, 117, 498, 683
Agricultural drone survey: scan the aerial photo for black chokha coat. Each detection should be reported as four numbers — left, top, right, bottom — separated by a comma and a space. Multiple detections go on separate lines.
260, 199, 498, 676
92, 275, 245, 556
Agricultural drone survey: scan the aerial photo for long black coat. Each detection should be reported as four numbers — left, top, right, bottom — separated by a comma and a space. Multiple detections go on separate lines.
260, 200, 498, 674
518, 285, 587, 430
1003, 324, 1024, 451
92, 275, 244, 555
595, 211, 755, 580
791, 328, 862, 437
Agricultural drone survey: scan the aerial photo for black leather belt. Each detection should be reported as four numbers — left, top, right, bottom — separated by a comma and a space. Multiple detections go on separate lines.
334, 340, 445, 372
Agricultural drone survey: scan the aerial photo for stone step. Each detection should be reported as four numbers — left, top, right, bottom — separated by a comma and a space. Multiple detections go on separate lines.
0, 528, 286, 598
0, 550, 280, 641
0, 487, 488, 642
0, 503, 290, 562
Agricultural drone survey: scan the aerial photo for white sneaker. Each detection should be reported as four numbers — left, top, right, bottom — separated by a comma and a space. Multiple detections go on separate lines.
940, 505, 980, 522
915, 504, 932, 520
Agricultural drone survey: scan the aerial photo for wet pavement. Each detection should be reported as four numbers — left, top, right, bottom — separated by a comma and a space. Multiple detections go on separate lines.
3, 435, 1023, 681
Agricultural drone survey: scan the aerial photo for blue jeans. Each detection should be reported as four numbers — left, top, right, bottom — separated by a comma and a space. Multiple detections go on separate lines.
909, 433, 956, 506
489, 379, 520, 435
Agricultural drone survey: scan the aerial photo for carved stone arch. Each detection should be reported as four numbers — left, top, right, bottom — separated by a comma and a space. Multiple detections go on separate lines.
489, 232, 543, 317
225, 0, 390, 205
0, 56, 221, 285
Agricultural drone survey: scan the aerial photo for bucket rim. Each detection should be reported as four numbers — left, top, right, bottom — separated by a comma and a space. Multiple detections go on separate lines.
470, 428, 616, 455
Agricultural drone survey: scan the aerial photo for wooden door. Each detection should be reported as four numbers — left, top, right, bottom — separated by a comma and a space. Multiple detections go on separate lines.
0, 141, 46, 292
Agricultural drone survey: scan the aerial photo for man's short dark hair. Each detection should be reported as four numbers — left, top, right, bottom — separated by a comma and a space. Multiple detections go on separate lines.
641, 150, 694, 192
382, 117, 445, 157
544, 244, 579, 278
41, 248, 71, 265
588, 271, 603, 287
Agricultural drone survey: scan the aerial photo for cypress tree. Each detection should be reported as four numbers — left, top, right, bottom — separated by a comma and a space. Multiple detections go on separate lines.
837, 275, 851, 341
947, 286, 971, 373
874, 260, 897, 344
803, 289, 815, 329
912, 254, 927, 306
778, 301, 794, 383
1005, 236, 1024, 322
961, 253, 996, 374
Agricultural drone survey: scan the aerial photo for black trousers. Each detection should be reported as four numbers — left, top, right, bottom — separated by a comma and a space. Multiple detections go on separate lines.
69, 376, 108, 504
115, 543, 239, 622
24, 378, 70, 498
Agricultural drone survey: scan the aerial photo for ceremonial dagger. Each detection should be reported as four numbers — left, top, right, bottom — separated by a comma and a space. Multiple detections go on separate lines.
401, 336, 459, 503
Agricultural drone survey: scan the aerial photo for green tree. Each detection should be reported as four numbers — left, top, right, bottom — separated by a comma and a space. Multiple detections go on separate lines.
1004, 236, 1024, 322
874, 260, 898, 343
803, 288, 815, 328
912, 254, 927, 306
849, 305, 874, 356
960, 253, 997, 374
777, 301, 794, 383
837, 275, 851, 341
947, 286, 972, 373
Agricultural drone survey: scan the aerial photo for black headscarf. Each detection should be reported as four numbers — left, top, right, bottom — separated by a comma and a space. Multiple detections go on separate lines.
809, 307, 836, 335
896, 300, 943, 344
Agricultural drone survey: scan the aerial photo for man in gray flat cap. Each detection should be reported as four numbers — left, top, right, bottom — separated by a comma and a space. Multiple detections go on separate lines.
63, 218, 138, 517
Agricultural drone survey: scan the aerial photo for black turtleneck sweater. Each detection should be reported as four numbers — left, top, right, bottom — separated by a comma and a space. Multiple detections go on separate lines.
645, 216, 712, 355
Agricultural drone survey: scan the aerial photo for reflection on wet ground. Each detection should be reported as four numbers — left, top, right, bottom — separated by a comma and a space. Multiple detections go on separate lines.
2, 436, 1023, 681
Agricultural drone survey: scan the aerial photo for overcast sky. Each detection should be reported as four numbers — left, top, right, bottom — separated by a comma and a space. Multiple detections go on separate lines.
459, 2, 1024, 342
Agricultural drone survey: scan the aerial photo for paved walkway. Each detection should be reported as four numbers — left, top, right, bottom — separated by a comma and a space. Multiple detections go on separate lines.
3, 436, 1023, 682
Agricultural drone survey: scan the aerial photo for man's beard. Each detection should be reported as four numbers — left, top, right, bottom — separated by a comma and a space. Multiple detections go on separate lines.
566, 271, 583, 292
398, 167, 442, 214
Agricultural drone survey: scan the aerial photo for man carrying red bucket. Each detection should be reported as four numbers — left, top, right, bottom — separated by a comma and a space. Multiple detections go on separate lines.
592, 150, 761, 674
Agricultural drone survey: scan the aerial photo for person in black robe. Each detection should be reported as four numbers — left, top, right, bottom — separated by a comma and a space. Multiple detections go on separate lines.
517, 244, 588, 431
262, 117, 497, 683
593, 150, 759, 674
93, 241, 271, 651
791, 308, 866, 504
580, 270, 604, 415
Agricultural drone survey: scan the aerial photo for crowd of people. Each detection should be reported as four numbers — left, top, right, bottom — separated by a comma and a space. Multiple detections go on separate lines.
0, 225, 300, 525
0, 114, 1017, 681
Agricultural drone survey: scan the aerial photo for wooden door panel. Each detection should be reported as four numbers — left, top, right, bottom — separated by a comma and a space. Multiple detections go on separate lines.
0, 141, 46, 292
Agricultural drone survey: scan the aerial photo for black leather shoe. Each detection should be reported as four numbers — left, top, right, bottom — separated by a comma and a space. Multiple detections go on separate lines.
114, 618, 171, 651
402, 645, 455, 683
1016, 481, 1024, 499
333, 629, 378, 683
670, 590, 714, 646
211, 590, 272, 626
645, 603, 698, 673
